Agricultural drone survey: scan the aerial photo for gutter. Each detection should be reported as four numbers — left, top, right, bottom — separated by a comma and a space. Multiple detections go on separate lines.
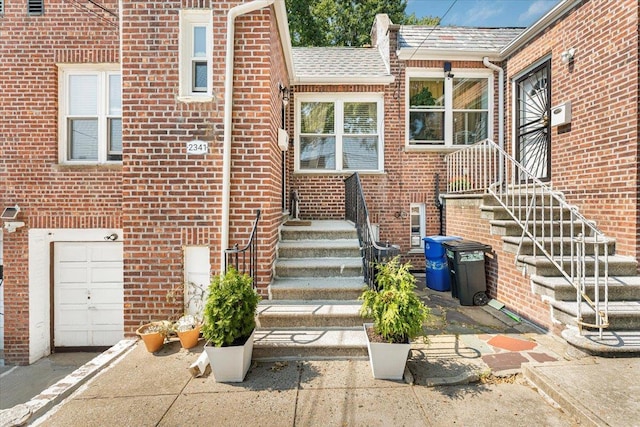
221, 0, 275, 274
483, 57, 504, 184
501, 0, 582, 57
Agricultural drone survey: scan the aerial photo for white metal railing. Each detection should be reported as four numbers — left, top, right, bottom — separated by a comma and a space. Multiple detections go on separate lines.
445, 139, 610, 336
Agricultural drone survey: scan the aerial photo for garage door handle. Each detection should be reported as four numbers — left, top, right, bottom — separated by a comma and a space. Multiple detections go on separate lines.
88, 305, 98, 310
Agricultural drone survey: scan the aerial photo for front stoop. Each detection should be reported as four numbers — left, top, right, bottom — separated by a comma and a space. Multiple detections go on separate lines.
256, 220, 368, 360
481, 193, 640, 355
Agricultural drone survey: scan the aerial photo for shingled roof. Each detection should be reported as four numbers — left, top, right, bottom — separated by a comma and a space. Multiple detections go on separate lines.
292, 47, 393, 84
398, 26, 524, 53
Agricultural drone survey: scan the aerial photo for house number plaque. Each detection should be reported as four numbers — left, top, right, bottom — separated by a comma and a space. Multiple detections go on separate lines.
186, 140, 208, 155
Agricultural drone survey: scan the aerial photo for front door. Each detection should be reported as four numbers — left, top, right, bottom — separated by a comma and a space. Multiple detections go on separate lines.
54, 242, 124, 347
516, 60, 551, 181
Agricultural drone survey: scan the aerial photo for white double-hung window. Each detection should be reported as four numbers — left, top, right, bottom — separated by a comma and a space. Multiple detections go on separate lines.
406, 69, 492, 148
58, 65, 121, 164
295, 93, 384, 173
179, 10, 212, 100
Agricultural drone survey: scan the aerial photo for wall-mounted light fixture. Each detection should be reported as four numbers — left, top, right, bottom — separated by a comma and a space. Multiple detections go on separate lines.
279, 83, 290, 106
1, 205, 20, 220
560, 48, 575, 64
443, 61, 454, 79
4, 221, 25, 233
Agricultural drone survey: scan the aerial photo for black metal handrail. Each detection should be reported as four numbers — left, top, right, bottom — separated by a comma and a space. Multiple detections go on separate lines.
345, 173, 399, 290
224, 209, 260, 288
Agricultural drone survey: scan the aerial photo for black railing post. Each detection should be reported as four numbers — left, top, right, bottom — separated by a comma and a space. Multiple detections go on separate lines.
224, 209, 261, 288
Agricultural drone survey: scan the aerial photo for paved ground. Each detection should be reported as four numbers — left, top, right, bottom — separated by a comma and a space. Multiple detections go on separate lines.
1, 280, 639, 426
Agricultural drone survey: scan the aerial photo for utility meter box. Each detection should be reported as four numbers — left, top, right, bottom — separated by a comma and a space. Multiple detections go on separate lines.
551, 102, 572, 127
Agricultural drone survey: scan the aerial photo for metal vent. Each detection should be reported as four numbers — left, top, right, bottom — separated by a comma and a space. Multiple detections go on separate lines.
27, 0, 44, 15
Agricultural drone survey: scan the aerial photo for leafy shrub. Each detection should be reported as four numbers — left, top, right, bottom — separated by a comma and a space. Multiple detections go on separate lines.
202, 268, 261, 347
360, 257, 430, 343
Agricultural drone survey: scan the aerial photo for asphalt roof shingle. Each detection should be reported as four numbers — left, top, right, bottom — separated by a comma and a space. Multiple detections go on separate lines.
398, 26, 524, 52
292, 47, 390, 81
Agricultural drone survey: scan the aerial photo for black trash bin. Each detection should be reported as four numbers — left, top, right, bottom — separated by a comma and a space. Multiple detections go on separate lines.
443, 240, 492, 306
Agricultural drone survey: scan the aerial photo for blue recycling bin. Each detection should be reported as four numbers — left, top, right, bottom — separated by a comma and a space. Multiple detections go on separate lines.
423, 235, 462, 291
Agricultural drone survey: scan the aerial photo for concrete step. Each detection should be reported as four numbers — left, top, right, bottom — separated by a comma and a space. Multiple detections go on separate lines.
481, 204, 574, 221
482, 191, 567, 208
490, 219, 594, 238
517, 254, 637, 277
275, 257, 362, 278
281, 220, 358, 241
257, 301, 366, 328
270, 277, 365, 300
278, 239, 361, 259
531, 274, 640, 301
502, 235, 616, 256
550, 300, 640, 330
560, 327, 640, 356
253, 327, 368, 360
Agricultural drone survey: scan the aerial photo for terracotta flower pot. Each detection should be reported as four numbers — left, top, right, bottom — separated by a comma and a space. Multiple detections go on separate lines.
136, 323, 167, 353
177, 324, 201, 349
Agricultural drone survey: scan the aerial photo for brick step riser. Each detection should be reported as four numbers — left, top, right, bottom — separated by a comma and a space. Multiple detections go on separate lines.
504, 241, 616, 256
275, 265, 363, 278
270, 288, 363, 300
552, 309, 640, 330
532, 282, 640, 301
278, 247, 361, 259
280, 230, 358, 241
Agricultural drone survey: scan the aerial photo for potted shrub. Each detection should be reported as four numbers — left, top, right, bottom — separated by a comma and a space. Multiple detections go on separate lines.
359, 257, 430, 380
202, 268, 261, 382
136, 320, 172, 353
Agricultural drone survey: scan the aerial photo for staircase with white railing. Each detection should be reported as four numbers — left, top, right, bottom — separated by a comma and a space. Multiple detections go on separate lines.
446, 140, 640, 355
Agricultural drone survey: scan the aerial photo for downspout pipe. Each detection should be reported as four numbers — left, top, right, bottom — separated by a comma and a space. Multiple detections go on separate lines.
221, 0, 275, 273
483, 57, 504, 184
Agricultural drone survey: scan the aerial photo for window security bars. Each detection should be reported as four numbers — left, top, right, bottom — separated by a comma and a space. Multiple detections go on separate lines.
345, 172, 399, 290
224, 209, 260, 288
445, 140, 610, 338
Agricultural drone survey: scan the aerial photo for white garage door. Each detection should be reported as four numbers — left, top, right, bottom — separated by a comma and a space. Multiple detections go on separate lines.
54, 242, 124, 347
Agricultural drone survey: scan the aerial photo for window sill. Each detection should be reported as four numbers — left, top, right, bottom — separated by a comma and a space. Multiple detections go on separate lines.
177, 94, 214, 103
404, 145, 466, 153
293, 170, 387, 176
55, 163, 123, 172
408, 249, 424, 255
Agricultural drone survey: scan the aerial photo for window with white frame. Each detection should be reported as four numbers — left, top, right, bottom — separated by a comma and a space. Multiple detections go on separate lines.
410, 203, 426, 249
407, 69, 492, 147
59, 66, 121, 163
296, 94, 384, 172
179, 10, 212, 99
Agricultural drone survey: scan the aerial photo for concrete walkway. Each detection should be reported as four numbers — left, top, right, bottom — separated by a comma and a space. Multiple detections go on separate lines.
1, 283, 639, 426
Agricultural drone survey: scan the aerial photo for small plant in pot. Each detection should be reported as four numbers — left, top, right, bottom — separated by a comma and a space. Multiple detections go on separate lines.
173, 314, 202, 350
202, 267, 261, 382
136, 320, 173, 353
359, 256, 430, 379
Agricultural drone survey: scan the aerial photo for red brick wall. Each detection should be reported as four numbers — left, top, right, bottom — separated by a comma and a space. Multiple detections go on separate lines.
445, 196, 554, 330
0, 0, 121, 364
505, 0, 640, 259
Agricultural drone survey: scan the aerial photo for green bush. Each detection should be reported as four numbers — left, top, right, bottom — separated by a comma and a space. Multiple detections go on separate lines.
359, 257, 430, 343
202, 268, 261, 347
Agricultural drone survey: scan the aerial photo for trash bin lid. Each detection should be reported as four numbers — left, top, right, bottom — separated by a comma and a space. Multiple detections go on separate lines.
442, 239, 492, 252
422, 235, 462, 244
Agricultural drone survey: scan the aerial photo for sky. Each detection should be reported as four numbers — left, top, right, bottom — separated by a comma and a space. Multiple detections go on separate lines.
406, 0, 559, 27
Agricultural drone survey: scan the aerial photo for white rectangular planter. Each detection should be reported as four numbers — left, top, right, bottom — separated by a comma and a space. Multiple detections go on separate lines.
364, 323, 411, 380
204, 329, 255, 382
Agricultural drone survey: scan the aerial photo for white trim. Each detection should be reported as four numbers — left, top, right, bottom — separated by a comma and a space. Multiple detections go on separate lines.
179, 9, 213, 100
57, 64, 121, 165
28, 228, 122, 363
294, 92, 385, 174
397, 49, 503, 62
293, 76, 395, 85
405, 68, 494, 149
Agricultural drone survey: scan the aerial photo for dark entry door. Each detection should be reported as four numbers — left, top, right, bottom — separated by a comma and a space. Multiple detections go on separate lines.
516, 60, 551, 181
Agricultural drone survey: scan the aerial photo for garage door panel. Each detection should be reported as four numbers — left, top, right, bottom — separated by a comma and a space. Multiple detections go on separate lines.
89, 245, 122, 262
55, 242, 124, 347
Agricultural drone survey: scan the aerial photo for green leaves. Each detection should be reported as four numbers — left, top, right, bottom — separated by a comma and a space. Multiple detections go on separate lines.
286, 0, 440, 47
202, 268, 261, 347
360, 257, 430, 343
